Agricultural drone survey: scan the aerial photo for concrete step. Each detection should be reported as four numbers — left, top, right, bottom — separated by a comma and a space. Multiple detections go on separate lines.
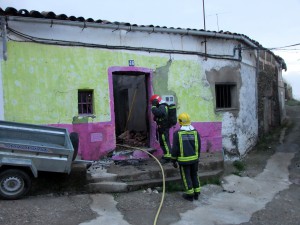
84, 151, 224, 194
126, 169, 224, 192
87, 181, 128, 193
87, 171, 118, 183
85, 169, 224, 193
116, 166, 179, 182
199, 152, 224, 171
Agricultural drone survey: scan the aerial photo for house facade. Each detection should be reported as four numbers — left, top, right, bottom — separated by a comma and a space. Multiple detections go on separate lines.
0, 8, 286, 160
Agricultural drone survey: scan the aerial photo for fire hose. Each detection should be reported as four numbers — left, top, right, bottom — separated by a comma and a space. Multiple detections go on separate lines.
116, 144, 165, 225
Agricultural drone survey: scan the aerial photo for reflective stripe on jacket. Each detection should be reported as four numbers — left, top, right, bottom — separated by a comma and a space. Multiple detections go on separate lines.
171, 129, 201, 165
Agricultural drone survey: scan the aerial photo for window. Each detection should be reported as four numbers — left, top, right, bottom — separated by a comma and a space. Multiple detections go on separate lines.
215, 84, 237, 109
78, 90, 93, 114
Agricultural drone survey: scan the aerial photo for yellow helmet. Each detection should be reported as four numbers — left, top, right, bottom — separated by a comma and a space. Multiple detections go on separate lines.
178, 112, 191, 126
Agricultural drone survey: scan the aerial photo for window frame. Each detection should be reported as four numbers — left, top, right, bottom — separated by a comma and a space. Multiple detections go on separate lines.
78, 90, 94, 115
215, 83, 238, 111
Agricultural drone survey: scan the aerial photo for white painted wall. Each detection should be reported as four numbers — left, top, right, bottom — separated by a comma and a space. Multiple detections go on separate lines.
235, 63, 258, 155
202, 54, 258, 157
6, 18, 244, 59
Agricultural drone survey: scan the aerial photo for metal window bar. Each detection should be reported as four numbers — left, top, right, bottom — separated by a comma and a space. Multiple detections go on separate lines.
78, 91, 93, 114
216, 85, 232, 108
216, 86, 221, 108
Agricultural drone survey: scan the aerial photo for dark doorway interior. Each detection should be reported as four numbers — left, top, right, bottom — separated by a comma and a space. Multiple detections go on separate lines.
113, 72, 149, 147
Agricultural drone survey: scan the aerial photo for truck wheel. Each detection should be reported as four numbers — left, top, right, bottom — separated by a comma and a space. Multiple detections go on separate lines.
70, 132, 79, 161
0, 169, 32, 200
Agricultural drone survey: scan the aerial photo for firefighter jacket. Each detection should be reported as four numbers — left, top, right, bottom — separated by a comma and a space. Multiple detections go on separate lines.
171, 125, 201, 165
151, 102, 169, 129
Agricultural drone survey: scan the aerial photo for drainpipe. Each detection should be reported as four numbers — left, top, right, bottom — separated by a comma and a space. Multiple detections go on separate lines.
5, 16, 260, 50
0, 17, 6, 120
1, 17, 7, 61
202, 0, 207, 60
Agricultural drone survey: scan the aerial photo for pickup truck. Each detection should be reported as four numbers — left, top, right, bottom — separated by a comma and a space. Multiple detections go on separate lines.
0, 120, 84, 200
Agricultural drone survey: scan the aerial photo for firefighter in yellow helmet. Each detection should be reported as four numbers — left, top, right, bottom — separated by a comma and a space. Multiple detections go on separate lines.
171, 112, 201, 201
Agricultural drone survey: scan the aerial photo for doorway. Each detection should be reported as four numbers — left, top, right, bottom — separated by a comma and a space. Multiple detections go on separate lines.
112, 71, 150, 147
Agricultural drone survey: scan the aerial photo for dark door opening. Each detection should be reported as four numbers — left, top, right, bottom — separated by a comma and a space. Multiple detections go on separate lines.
113, 72, 150, 147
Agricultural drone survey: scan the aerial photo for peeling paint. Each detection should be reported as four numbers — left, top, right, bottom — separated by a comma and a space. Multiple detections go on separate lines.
205, 64, 258, 157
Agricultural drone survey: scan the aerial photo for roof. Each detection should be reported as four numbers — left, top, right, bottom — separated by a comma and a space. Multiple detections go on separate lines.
0, 6, 286, 70
0, 7, 261, 45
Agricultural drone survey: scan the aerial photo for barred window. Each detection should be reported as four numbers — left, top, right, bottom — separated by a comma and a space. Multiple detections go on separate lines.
215, 84, 237, 109
78, 90, 93, 114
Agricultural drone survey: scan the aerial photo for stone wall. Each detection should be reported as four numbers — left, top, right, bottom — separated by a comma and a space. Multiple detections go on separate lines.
257, 51, 281, 137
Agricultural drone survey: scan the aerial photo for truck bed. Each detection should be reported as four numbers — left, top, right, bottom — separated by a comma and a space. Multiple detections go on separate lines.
0, 120, 74, 174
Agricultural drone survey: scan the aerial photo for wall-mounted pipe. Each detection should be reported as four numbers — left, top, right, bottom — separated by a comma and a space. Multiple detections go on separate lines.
1, 17, 7, 60
202, 0, 207, 60
7, 25, 243, 62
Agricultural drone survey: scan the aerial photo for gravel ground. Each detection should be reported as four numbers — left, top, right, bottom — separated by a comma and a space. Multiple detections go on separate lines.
115, 184, 224, 225
0, 194, 97, 225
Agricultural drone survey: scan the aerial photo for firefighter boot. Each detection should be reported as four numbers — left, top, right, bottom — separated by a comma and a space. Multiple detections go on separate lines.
194, 192, 200, 200
182, 193, 194, 202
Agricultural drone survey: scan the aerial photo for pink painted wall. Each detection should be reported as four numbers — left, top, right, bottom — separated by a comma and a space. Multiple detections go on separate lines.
126, 121, 223, 161
51, 122, 115, 160
51, 121, 222, 160
193, 122, 222, 152
168, 122, 222, 152
50, 66, 222, 161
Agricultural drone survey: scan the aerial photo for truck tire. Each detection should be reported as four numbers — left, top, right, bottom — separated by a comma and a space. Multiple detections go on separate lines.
70, 132, 79, 161
0, 169, 32, 200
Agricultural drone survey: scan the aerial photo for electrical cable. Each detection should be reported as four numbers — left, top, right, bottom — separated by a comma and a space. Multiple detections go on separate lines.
268, 43, 300, 50
6, 26, 242, 62
271, 48, 300, 51
6, 19, 294, 64
116, 144, 165, 225
241, 43, 300, 51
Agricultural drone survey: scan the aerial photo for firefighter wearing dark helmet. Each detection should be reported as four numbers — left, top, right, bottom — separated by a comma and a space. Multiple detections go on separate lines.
150, 94, 171, 163
171, 112, 201, 201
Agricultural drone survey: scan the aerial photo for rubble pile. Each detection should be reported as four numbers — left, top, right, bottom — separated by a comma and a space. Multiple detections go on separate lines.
87, 158, 114, 174
117, 130, 148, 147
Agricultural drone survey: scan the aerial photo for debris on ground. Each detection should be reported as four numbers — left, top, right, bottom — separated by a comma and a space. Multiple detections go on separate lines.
117, 130, 148, 147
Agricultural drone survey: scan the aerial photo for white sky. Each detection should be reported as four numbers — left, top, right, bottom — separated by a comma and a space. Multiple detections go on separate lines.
1, 0, 300, 99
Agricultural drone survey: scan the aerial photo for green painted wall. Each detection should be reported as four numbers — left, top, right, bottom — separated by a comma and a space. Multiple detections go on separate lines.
2, 41, 221, 124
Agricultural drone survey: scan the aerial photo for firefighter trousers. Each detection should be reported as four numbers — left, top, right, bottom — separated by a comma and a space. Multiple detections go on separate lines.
158, 128, 171, 159
179, 162, 201, 195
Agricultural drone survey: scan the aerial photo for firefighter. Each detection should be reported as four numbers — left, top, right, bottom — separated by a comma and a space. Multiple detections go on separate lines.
171, 112, 201, 201
150, 94, 172, 163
